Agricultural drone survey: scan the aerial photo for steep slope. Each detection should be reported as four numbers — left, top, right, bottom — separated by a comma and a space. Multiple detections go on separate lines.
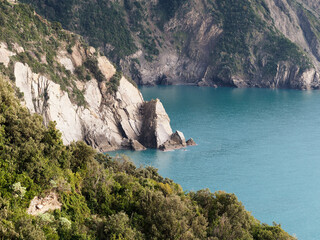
0, 0, 187, 151
0, 74, 295, 239
21, 0, 320, 89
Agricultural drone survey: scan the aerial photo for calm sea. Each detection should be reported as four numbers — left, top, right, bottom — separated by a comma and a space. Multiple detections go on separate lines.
111, 86, 320, 240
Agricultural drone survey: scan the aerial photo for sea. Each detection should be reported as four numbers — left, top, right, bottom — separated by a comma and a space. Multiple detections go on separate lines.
111, 85, 320, 240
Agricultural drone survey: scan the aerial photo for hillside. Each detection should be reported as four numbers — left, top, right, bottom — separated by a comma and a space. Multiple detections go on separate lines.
0, 0, 189, 152
21, 0, 320, 89
0, 73, 295, 239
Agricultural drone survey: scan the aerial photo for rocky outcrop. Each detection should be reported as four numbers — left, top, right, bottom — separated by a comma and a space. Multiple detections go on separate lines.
186, 138, 197, 146
139, 99, 174, 148
11, 52, 186, 151
159, 131, 196, 151
0, 42, 16, 67
159, 131, 187, 151
118, 0, 320, 90
27, 192, 62, 216
21, 0, 320, 89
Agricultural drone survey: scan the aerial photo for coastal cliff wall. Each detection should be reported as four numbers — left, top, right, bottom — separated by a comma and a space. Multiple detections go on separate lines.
21, 0, 320, 90
9, 45, 184, 151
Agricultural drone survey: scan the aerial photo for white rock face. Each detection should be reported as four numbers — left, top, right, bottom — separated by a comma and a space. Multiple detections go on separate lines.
98, 56, 116, 80
139, 99, 174, 148
0, 42, 15, 67
13, 57, 184, 151
84, 79, 102, 110
14, 62, 83, 143
57, 55, 75, 73
153, 99, 173, 146
71, 44, 84, 67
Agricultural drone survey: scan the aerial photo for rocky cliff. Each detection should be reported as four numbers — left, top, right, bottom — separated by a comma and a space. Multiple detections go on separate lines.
22, 0, 320, 90
0, 1, 188, 151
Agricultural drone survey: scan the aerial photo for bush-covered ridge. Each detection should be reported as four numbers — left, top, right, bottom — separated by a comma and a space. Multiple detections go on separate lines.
20, 0, 315, 84
0, 0, 124, 107
0, 75, 295, 239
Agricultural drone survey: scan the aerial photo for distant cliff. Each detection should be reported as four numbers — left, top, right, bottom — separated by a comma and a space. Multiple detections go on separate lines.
21, 0, 320, 89
0, 0, 188, 151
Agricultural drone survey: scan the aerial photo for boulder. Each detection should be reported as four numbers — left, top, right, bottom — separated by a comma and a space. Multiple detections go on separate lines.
159, 131, 187, 151
130, 139, 146, 151
186, 138, 197, 146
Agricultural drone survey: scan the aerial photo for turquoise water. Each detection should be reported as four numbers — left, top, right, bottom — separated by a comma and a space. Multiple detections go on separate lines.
112, 86, 320, 240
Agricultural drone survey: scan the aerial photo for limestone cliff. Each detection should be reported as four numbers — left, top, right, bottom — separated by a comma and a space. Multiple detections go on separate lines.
10, 48, 186, 151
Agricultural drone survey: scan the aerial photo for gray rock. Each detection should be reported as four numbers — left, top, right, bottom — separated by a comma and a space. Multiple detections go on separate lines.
139, 99, 173, 148
129, 139, 146, 151
159, 131, 188, 151
171, 131, 187, 146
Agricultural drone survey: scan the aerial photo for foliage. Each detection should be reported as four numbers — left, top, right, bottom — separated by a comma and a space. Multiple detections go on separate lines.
84, 58, 106, 83
0, 74, 296, 239
212, 0, 312, 79
21, 0, 138, 60
0, 0, 90, 106
19, 0, 315, 84
107, 71, 122, 94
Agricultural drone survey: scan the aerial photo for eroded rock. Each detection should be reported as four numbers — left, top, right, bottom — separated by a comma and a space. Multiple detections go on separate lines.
27, 192, 62, 216
139, 99, 173, 148
159, 131, 188, 151
186, 138, 197, 146
14, 60, 189, 151
0, 42, 15, 67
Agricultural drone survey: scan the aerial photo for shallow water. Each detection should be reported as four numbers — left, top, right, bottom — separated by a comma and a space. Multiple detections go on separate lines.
111, 86, 320, 239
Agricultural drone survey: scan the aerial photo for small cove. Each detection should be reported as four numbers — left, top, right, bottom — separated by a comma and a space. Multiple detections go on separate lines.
111, 85, 320, 240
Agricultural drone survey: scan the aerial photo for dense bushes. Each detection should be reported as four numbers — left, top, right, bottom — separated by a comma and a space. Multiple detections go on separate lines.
21, 0, 138, 60
212, 0, 312, 78
0, 74, 295, 239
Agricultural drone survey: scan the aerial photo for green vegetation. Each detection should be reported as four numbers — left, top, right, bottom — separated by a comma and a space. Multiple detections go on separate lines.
212, 0, 311, 78
20, 0, 138, 60
107, 71, 122, 94
0, 0, 90, 106
156, 0, 187, 29
0, 74, 295, 239
84, 58, 106, 83
20, 0, 315, 84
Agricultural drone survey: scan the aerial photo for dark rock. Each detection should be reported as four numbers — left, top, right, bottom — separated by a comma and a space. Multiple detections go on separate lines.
156, 74, 172, 85
186, 138, 197, 146
159, 131, 187, 151
139, 99, 173, 148
171, 131, 187, 146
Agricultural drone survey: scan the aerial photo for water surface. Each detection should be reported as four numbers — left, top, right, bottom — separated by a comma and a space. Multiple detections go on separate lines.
112, 86, 320, 239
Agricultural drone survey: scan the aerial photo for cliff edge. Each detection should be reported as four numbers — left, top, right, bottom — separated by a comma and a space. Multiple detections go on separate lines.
0, 1, 189, 151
